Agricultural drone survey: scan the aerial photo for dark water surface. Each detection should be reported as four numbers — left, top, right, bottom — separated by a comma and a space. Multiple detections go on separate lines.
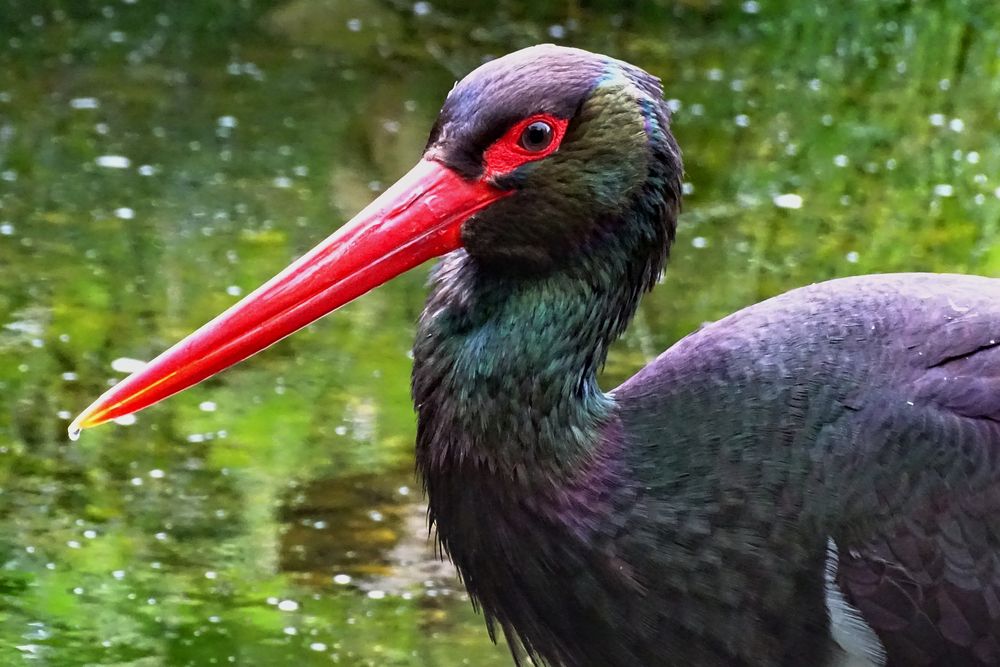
2, 1, 999, 664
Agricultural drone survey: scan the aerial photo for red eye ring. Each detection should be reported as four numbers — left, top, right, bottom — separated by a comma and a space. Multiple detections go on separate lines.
482, 114, 569, 180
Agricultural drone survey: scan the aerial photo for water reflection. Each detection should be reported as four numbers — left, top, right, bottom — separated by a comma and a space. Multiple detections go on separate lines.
2, 1, 1000, 664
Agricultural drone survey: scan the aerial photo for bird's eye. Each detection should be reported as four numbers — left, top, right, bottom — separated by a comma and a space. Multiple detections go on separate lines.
519, 121, 554, 152
481, 115, 566, 179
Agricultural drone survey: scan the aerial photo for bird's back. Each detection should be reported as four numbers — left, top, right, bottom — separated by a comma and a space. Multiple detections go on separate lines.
615, 273, 1000, 666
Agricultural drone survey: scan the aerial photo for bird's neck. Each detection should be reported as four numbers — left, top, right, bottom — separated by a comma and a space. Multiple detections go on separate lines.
412, 247, 646, 484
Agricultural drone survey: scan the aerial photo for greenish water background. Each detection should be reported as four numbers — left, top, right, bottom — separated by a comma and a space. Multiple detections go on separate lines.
1, 1, 998, 664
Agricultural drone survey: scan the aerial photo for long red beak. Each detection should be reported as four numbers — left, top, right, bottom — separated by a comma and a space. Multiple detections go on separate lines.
70, 158, 506, 438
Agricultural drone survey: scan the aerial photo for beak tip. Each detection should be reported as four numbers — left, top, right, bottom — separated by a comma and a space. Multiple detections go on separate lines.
68, 408, 104, 441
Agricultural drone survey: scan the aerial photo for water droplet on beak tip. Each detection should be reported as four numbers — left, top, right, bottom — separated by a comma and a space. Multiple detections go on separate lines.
67, 412, 87, 441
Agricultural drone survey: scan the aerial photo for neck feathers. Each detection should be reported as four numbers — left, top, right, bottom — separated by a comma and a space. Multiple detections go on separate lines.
413, 250, 617, 480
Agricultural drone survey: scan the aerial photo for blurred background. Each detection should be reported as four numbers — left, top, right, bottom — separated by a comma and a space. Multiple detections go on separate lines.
1, 0, 998, 664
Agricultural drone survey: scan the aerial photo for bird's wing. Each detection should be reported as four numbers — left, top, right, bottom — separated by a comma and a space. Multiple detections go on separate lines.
836, 483, 1000, 666
832, 291, 1000, 666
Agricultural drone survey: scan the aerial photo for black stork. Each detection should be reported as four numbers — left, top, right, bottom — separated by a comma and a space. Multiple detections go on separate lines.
71, 45, 1000, 667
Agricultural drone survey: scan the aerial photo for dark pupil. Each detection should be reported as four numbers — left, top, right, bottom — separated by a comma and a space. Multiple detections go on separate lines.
520, 121, 553, 151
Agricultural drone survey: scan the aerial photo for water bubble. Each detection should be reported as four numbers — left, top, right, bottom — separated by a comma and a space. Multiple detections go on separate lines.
367, 590, 386, 600
149, 469, 165, 479
113, 414, 137, 426
772, 193, 803, 209
833, 155, 849, 167
111, 357, 148, 373
948, 118, 964, 132
691, 236, 708, 249
277, 599, 299, 612
346, 18, 362, 32
114, 207, 135, 220
413, 1, 431, 16
69, 97, 99, 110
283, 626, 298, 636
929, 113, 945, 127
95, 155, 131, 169
205, 571, 218, 580
309, 642, 326, 651
333, 574, 352, 585
199, 401, 218, 412
733, 114, 750, 127
217, 115, 238, 128
933, 184, 954, 197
